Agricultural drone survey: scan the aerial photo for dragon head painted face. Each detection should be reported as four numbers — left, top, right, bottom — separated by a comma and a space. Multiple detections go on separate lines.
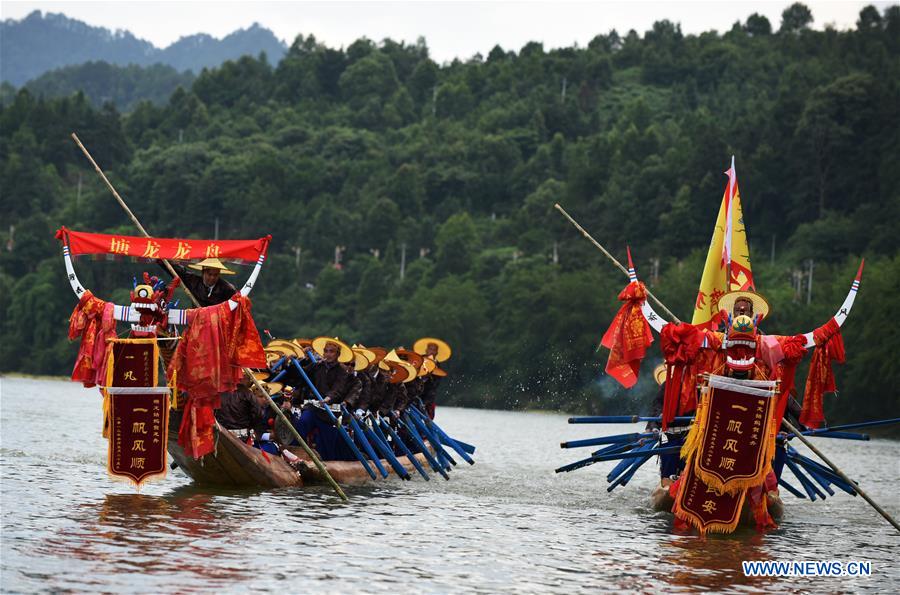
129, 273, 179, 337
725, 315, 758, 372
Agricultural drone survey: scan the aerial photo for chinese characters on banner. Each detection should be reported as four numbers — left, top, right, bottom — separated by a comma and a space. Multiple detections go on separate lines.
105, 340, 169, 487
673, 375, 778, 534
57, 227, 269, 263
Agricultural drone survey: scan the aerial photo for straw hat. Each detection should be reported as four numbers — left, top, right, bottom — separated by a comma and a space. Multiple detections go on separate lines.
251, 381, 284, 396
718, 290, 770, 321
653, 363, 667, 386
418, 358, 436, 377
264, 350, 284, 365
265, 340, 305, 359
379, 349, 417, 383
311, 336, 354, 363
396, 348, 424, 371
351, 349, 371, 372
354, 344, 386, 366
293, 338, 314, 350
413, 337, 452, 362
352, 346, 377, 367
431, 362, 448, 378
250, 370, 271, 382
188, 257, 236, 275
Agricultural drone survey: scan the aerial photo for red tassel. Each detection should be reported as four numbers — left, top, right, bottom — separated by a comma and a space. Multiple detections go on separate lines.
801, 319, 844, 429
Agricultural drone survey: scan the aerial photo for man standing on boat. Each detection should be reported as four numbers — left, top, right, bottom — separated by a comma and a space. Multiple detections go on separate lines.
159, 257, 237, 307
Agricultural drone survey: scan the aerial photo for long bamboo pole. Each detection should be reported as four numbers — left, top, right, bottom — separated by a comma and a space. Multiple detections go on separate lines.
555, 200, 899, 533
71, 132, 348, 501
554, 203, 681, 323
781, 418, 899, 533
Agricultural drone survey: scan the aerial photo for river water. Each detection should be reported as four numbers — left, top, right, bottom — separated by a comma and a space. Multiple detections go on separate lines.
1, 376, 898, 593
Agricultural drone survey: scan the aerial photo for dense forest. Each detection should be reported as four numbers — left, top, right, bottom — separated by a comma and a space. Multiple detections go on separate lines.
2, 3, 898, 424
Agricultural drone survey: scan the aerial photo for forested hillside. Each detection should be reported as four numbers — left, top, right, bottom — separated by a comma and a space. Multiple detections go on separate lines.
16, 62, 196, 111
2, 4, 898, 423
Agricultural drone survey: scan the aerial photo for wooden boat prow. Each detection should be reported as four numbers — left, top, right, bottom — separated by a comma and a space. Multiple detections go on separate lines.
167, 412, 302, 488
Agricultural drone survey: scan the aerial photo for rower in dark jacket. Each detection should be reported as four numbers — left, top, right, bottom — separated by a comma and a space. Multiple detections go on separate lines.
288, 337, 357, 460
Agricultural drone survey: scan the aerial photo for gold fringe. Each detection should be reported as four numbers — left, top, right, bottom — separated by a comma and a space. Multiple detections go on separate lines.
693, 385, 780, 494
672, 469, 747, 536
680, 385, 709, 462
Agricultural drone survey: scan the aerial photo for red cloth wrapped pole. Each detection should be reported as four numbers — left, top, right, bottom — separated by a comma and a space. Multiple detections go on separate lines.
773, 335, 808, 424
659, 323, 705, 430
600, 281, 653, 389
67, 290, 116, 387
801, 318, 844, 429
168, 294, 267, 458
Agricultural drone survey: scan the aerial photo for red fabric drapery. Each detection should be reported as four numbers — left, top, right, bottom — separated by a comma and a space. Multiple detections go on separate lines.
801, 318, 845, 429
67, 290, 116, 387
659, 323, 706, 430
55, 227, 270, 264
773, 335, 808, 424
168, 294, 267, 458
600, 281, 654, 389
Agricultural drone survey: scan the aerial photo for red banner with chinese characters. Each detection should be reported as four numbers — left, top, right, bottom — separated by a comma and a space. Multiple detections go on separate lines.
687, 376, 778, 494
672, 463, 746, 535
56, 227, 270, 264
104, 339, 169, 487
108, 388, 169, 486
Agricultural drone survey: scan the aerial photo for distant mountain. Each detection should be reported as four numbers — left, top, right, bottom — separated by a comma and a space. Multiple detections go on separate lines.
0, 10, 287, 85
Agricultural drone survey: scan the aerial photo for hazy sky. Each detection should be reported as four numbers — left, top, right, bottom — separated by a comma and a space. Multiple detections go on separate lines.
2, 1, 893, 62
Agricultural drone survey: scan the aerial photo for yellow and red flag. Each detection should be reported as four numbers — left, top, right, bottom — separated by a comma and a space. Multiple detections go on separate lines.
691, 157, 755, 328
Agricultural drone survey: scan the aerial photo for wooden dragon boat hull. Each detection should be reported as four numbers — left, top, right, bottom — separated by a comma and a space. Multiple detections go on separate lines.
167, 410, 429, 488
649, 482, 785, 527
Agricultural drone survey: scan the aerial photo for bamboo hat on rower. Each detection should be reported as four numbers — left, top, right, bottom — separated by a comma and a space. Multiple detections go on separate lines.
396, 348, 424, 371
250, 379, 284, 396
293, 338, 314, 350
355, 344, 387, 366
264, 348, 287, 365
379, 349, 417, 383
653, 363, 667, 386
418, 357, 436, 377
352, 345, 377, 367
188, 257, 236, 275
351, 349, 371, 372
266, 340, 306, 359
311, 336, 354, 363
413, 337, 452, 362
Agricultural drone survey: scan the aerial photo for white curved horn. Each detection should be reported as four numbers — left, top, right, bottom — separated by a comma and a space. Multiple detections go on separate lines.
62, 244, 89, 299
239, 252, 266, 297
801, 260, 864, 348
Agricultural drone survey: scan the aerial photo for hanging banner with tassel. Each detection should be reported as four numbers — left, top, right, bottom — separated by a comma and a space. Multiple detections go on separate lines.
103, 338, 169, 487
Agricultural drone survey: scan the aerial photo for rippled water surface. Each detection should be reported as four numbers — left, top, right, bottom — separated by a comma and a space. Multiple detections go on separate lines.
2, 376, 898, 593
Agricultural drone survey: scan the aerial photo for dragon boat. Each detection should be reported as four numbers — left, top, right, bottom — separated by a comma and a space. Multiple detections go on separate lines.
57, 227, 471, 493
553, 158, 899, 535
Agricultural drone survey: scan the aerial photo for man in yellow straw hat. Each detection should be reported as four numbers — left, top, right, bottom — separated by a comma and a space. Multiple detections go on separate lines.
160, 257, 237, 307
413, 337, 452, 419
292, 336, 354, 406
